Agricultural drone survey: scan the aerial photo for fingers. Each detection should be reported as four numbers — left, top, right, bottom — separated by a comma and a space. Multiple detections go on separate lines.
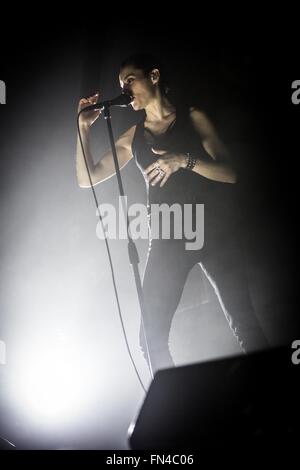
89, 91, 100, 104
144, 161, 170, 186
145, 159, 159, 175
145, 157, 169, 175
149, 168, 162, 186
148, 167, 162, 184
159, 172, 169, 187
149, 168, 169, 187
144, 160, 165, 183
144, 164, 158, 176
79, 91, 100, 107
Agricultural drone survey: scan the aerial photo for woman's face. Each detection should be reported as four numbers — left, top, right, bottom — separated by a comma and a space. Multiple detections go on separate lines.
119, 65, 156, 111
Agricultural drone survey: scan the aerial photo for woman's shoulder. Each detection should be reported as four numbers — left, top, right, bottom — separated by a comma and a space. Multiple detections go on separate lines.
175, 103, 209, 125
188, 106, 218, 138
189, 106, 209, 122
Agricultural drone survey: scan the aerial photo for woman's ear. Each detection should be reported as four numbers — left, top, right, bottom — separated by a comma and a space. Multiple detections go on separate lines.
151, 68, 160, 85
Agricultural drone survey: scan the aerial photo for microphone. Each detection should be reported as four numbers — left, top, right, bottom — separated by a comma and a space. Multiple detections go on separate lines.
81, 91, 133, 112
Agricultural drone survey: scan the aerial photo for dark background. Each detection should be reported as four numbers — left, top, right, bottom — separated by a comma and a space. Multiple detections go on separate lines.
2, 17, 298, 339
0, 11, 299, 449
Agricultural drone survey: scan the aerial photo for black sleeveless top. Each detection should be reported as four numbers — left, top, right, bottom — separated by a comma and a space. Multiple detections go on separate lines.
131, 105, 239, 244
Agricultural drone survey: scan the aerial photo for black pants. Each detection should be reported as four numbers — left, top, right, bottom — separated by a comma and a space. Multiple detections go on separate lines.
139, 234, 269, 374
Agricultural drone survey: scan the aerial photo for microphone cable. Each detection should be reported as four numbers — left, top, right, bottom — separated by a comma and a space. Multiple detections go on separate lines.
76, 110, 148, 394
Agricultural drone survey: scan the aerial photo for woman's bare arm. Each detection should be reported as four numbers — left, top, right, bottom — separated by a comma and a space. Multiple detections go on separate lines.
189, 107, 237, 183
76, 124, 135, 188
76, 92, 135, 188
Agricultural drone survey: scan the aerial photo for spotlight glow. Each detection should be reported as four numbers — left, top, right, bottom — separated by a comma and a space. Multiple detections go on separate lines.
11, 332, 99, 425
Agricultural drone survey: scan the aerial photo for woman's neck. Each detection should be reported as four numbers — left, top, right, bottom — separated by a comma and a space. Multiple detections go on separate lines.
145, 92, 175, 123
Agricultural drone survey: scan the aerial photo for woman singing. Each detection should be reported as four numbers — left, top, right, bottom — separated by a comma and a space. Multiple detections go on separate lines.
76, 53, 269, 373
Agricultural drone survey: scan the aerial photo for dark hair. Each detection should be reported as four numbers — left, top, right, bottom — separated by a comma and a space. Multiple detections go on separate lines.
120, 53, 170, 96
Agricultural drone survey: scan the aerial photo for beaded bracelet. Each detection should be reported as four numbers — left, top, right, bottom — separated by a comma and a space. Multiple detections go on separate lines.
185, 152, 197, 171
